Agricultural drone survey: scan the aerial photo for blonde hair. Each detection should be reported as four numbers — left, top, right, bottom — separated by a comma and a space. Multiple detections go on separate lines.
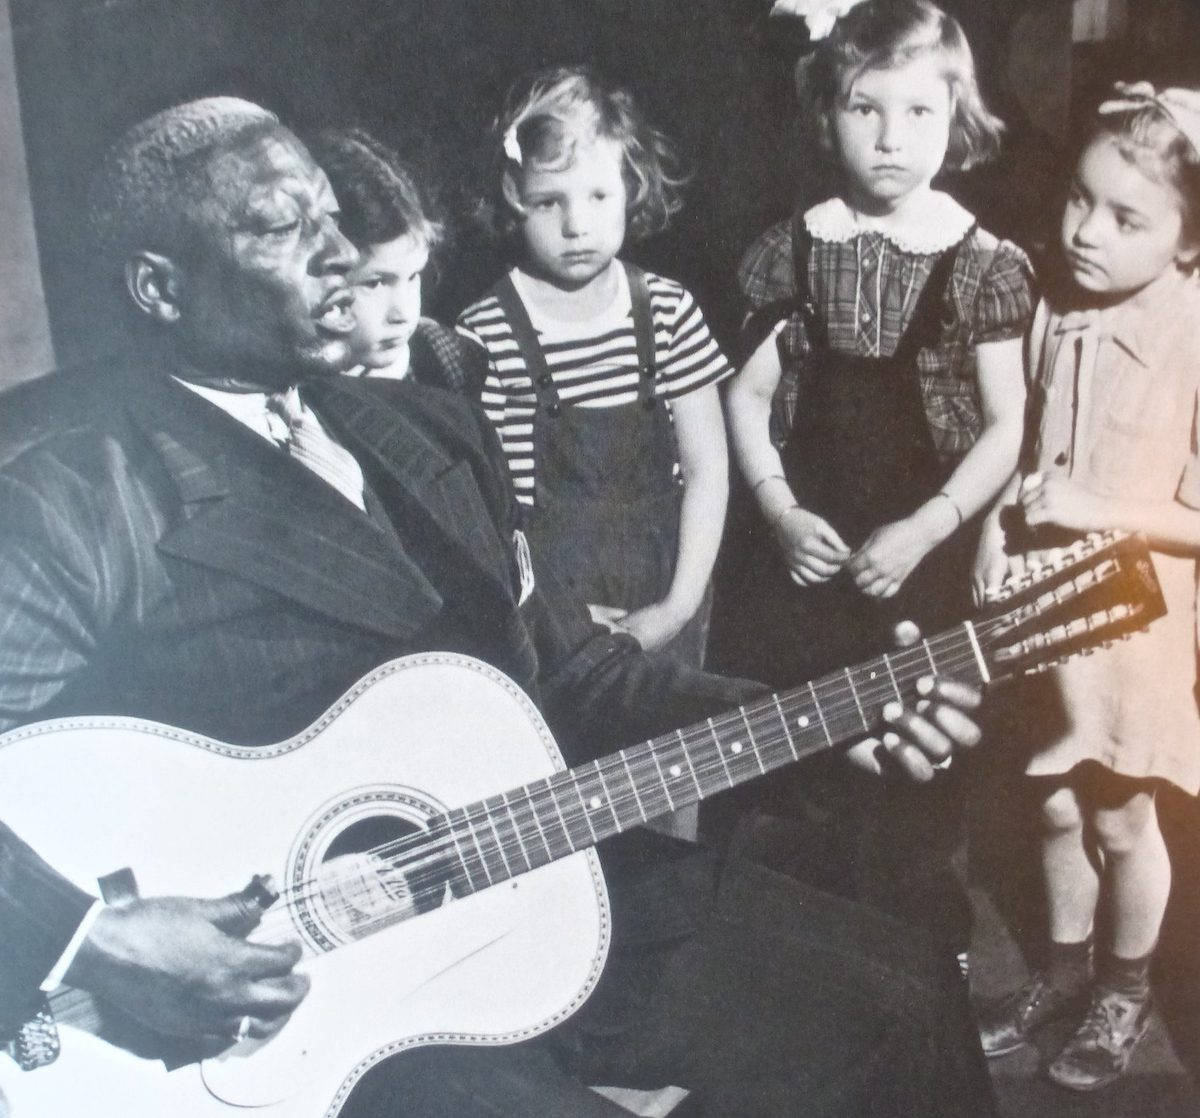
799, 0, 1002, 172
482, 65, 689, 248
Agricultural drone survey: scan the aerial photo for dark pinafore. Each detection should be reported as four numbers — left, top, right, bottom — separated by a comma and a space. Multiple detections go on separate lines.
489, 263, 710, 667
729, 216, 979, 954
751, 215, 977, 688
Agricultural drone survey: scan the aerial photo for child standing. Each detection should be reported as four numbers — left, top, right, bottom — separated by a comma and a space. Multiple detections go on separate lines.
974, 84, 1200, 1092
719, 0, 1033, 962
310, 128, 487, 396
727, 0, 1032, 687
458, 67, 732, 667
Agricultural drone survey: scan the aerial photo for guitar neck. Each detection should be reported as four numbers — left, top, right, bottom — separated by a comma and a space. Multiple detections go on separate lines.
439, 624, 988, 898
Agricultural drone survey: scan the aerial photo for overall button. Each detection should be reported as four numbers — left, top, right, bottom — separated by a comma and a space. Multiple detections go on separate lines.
538, 373, 553, 387
1055, 451, 1068, 466
547, 402, 561, 417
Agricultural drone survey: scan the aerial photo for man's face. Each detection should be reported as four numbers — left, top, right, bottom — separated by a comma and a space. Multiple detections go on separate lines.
173, 128, 359, 390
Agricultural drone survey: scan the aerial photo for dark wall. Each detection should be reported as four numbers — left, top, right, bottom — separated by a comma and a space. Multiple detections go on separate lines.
11, 0, 1200, 372
9, 0, 1030, 371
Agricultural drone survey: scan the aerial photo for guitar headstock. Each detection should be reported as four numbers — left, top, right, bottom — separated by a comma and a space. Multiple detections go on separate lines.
975, 531, 1166, 682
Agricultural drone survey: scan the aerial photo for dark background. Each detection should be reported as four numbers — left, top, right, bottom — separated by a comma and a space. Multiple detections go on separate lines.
16, 0, 1199, 372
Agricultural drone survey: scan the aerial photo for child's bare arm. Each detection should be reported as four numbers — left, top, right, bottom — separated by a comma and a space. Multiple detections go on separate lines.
727, 326, 850, 583
849, 335, 1026, 596
619, 382, 728, 651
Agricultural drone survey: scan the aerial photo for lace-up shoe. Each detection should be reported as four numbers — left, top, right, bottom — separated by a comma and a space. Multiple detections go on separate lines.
1045, 987, 1152, 1091
977, 973, 1088, 1058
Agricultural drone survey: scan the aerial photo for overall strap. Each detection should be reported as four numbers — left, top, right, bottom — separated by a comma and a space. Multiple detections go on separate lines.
791, 210, 829, 350
491, 273, 562, 416
623, 262, 658, 408
891, 224, 977, 367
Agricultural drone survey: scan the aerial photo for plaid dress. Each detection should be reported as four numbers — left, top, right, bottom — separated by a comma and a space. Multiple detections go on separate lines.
738, 194, 1034, 464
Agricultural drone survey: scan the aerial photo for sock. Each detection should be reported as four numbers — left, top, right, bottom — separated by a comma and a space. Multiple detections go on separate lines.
1045, 937, 1092, 994
1097, 948, 1153, 1000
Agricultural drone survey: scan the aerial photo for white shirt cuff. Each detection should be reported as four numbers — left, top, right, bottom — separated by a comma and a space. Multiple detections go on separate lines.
40, 900, 104, 991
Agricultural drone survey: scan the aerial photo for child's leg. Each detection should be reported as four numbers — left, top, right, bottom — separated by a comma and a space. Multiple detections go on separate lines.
977, 781, 1095, 1057
1090, 784, 1169, 960
1047, 777, 1163, 1091
1040, 783, 1101, 944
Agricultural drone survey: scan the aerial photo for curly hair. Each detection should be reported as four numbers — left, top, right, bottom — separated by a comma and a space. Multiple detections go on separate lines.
308, 127, 442, 251
1087, 99, 1200, 251
481, 65, 690, 249
799, 0, 1002, 172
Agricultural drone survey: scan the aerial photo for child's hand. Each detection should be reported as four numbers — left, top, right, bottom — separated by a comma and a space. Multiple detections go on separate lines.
848, 512, 945, 598
971, 515, 1010, 606
773, 508, 851, 585
1019, 471, 1111, 533
616, 601, 690, 653
588, 603, 629, 632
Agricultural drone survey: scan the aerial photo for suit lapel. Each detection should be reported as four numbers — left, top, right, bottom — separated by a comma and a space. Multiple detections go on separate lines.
125, 375, 444, 643
306, 377, 517, 605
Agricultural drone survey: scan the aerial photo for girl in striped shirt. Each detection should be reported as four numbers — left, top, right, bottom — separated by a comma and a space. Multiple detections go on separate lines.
458, 66, 733, 665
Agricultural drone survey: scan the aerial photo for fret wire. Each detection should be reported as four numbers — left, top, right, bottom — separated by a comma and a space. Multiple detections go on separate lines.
593, 763, 625, 830
843, 667, 868, 729
458, 806, 497, 888
549, 770, 594, 851
483, 797, 517, 878
528, 778, 573, 859
881, 651, 903, 701
739, 706, 768, 774
649, 744, 677, 812
708, 718, 735, 788
627, 743, 672, 818
678, 730, 705, 800
569, 770, 603, 845
445, 809, 490, 894
922, 637, 938, 674
501, 791, 541, 868
808, 682, 833, 746
619, 748, 650, 822
597, 751, 646, 830
773, 694, 799, 760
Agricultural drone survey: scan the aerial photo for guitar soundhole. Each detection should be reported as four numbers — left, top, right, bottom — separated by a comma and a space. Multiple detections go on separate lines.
315, 813, 454, 940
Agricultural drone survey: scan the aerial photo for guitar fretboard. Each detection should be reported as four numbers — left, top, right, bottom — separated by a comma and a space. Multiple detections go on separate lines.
437, 626, 987, 897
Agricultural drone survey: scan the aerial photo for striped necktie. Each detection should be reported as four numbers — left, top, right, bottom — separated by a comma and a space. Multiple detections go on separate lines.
267, 386, 366, 511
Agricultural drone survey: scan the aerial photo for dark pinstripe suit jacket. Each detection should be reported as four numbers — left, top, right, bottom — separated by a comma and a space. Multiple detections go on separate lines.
0, 365, 751, 1034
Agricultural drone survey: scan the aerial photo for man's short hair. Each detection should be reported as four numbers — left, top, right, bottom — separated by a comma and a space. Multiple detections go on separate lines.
88, 97, 281, 274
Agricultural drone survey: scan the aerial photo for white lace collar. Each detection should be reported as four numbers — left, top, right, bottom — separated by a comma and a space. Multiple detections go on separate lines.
804, 193, 975, 254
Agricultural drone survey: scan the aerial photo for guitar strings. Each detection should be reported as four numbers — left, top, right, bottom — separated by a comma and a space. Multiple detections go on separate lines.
252, 594, 1103, 934
251, 629, 1000, 935
253, 576, 1122, 939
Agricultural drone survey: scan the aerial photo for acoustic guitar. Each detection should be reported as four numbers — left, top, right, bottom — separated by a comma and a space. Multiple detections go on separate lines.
0, 531, 1166, 1117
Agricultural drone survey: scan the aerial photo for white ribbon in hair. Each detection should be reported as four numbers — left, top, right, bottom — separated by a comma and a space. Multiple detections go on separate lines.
770, 0, 869, 41
503, 125, 522, 166
1099, 81, 1200, 159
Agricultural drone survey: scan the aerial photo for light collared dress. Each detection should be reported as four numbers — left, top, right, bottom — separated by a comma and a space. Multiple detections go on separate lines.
1022, 268, 1200, 793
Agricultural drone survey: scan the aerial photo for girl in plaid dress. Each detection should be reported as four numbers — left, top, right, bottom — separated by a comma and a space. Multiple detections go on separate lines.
720, 0, 1033, 959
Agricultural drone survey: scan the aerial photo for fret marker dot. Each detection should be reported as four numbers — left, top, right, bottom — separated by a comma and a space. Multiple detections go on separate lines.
870, 671, 877, 680
797, 715, 810, 728
731, 742, 743, 754
588, 796, 602, 810
669, 764, 682, 778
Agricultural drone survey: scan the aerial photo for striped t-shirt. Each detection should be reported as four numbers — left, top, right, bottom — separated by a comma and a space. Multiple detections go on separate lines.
456, 266, 733, 506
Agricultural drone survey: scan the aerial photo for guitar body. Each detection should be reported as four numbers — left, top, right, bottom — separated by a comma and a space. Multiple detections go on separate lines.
0, 653, 610, 1118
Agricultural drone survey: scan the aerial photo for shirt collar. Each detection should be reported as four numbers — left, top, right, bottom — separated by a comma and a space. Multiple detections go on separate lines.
174, 378, 290, 444
804, 192, 975, 254
1052, 268, 1200, 368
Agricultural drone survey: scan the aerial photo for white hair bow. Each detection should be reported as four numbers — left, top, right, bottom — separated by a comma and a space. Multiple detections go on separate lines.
1099, 81, 1200, 159
770, 0, 869, 41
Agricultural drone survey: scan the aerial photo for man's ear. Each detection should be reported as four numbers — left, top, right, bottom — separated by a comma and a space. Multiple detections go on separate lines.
125, 251, 183, 323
